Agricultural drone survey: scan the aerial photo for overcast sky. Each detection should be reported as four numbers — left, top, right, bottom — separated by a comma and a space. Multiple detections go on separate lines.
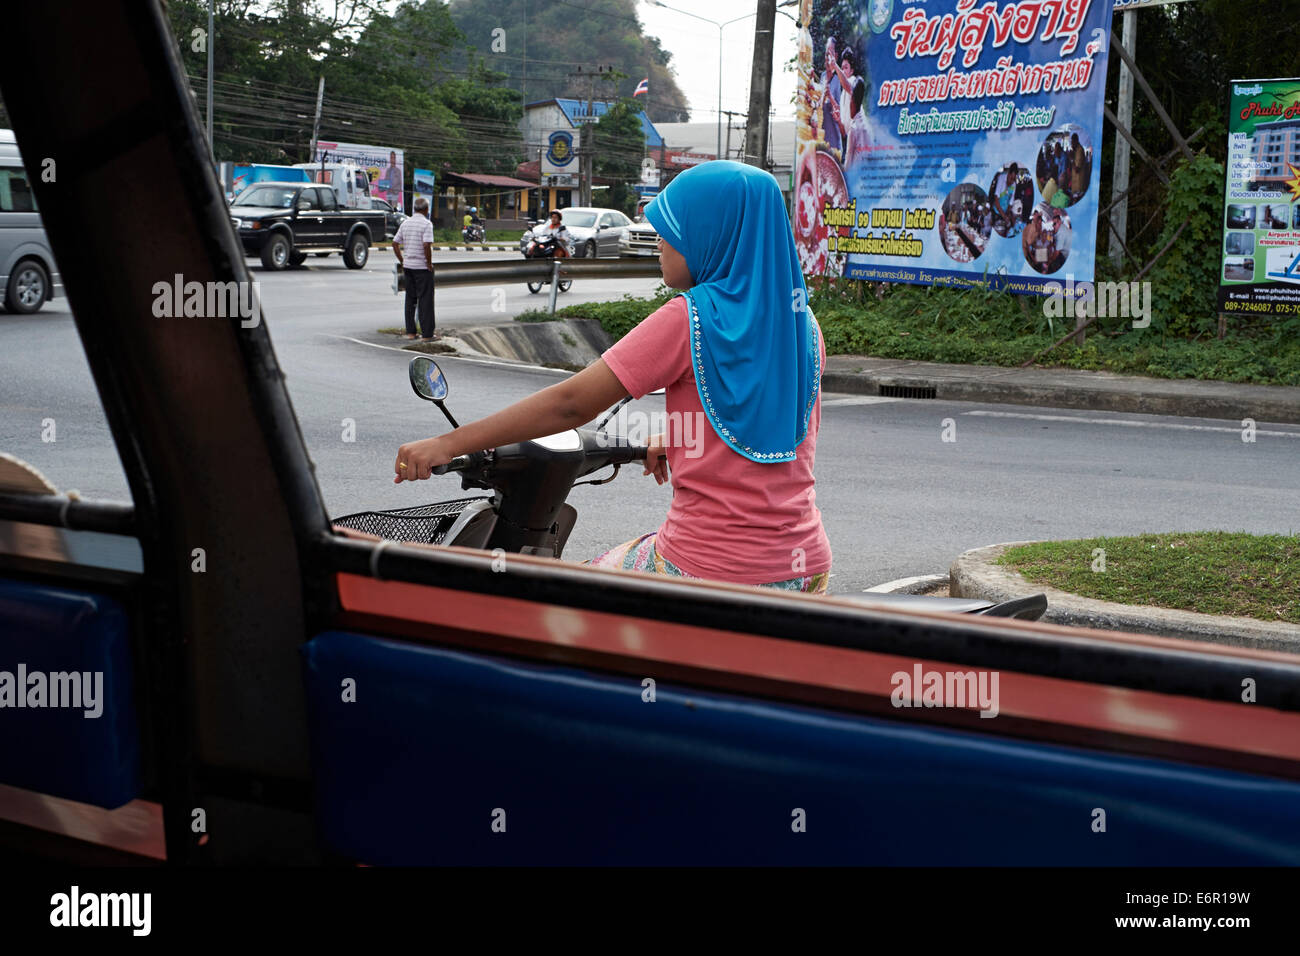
635, 0, 800, 126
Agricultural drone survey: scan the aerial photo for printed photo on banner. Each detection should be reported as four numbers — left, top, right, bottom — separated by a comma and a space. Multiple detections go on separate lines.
793, 0, 1113, 295
988, 161, 1034, 238
1022, 201, 1073, 275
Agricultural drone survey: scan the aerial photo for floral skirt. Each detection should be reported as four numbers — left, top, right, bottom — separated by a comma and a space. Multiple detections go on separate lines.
588, 531, 829, 594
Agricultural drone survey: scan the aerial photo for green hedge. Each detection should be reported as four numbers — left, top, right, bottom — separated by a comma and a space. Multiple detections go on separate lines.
519, 280, 1300, 387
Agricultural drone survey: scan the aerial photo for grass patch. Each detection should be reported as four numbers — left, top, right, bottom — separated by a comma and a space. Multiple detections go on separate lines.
998, 532, 1300, 624
526, 281, 1300, 386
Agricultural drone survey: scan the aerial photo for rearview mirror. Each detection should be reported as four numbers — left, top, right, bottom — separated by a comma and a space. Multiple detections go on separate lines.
409, 356, 447, 402
409, 355, 459, 428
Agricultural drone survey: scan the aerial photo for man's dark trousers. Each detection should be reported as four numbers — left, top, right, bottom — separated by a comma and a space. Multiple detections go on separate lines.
404, 268, 435, 337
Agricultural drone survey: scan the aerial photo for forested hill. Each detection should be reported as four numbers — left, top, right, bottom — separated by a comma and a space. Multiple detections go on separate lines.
449, 0, 690, 122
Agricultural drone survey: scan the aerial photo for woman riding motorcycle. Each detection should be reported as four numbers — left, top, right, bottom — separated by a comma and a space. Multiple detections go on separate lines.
395, 163, 831, 593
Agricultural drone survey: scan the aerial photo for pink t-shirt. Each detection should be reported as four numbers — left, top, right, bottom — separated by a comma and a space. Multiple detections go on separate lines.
601, 295, 832, 585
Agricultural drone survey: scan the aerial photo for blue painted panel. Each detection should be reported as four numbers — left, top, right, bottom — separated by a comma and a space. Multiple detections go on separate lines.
301, 630, 1300, 865
0, 578, 140, 809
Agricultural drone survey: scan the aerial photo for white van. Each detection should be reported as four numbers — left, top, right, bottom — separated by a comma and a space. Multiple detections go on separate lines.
293, 162, 372, 210
0, 130, 62, 314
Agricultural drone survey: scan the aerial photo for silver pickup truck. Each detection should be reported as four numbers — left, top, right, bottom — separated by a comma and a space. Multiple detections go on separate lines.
620, 215, 660, 257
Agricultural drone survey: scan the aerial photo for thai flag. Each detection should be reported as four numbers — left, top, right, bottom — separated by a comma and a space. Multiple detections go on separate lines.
633, 78, 649, 98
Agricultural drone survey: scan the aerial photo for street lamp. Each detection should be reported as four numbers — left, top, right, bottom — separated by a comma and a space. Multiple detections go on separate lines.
647, 1, 754, 161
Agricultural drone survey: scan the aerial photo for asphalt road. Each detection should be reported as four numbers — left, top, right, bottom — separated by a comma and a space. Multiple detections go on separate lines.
271, 246, 664, 334
3, 248, 1298, 594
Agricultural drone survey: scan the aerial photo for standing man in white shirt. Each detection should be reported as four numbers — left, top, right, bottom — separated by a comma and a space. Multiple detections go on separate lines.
392, 197, 436, 340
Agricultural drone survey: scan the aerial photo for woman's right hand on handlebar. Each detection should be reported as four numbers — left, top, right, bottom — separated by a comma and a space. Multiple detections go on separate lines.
394, 435, 454, 483
643, 434, 668, 485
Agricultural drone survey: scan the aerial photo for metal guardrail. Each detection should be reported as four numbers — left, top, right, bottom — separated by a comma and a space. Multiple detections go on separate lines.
427, 256, 663, 314
430, 257, 661, 287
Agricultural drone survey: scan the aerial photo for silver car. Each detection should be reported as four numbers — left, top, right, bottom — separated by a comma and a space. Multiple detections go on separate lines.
521, 206, 631, 258
0, 129, 62, 314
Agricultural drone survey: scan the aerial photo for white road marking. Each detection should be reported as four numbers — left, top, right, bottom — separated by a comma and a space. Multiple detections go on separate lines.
863, 573, 947, 593
963, 409, 1300, 437
822, 396, 903, 407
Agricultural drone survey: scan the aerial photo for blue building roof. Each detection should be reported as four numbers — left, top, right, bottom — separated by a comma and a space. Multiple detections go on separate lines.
530, 98, 664, 149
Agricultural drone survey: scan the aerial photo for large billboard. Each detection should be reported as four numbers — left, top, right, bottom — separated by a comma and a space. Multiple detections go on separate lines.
1217, 78, 1300, 319
794, 0, 1113, 294
313, 140, 404, 210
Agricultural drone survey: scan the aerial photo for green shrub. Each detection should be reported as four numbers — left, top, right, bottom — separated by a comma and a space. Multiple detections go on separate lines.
515, 286, 675, 341
518, 275, 1300, 387
1144, 153, 1227, 338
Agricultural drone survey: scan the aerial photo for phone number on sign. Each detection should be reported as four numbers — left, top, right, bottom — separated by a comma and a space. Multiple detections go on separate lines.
1222, 300, 1300, 314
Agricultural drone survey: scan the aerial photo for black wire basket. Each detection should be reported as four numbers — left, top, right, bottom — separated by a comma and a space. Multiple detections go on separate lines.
331, 497, 489, 545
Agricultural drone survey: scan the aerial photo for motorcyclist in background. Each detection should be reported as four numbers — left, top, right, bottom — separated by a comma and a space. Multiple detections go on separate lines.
536, 209, 572, 257
462, 206, 485, 241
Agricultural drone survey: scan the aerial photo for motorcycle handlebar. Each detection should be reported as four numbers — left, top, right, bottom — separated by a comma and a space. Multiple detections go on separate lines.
603, 442, 650, 466
430, 435, 649, 480
433, 450, 489, 475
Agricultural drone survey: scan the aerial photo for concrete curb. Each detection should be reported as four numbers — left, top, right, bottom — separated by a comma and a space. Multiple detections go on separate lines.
951, 541, 1300, 651
820, 358, 1300, 425
450, 318, 614, 370
428, 244, 515, 251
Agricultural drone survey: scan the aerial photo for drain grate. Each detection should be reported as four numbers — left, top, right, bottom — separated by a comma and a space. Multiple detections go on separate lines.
879, 383, 937, 399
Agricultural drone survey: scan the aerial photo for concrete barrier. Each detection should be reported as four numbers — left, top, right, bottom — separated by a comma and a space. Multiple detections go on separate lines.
451, 318, 613, 370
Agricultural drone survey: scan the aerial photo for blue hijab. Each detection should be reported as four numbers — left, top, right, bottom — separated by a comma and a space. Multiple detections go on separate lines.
644, 161, 819, 463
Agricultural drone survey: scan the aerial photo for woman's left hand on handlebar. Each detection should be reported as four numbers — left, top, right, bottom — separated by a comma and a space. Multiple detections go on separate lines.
394, 436, 453, 483
643, 434, 669, 485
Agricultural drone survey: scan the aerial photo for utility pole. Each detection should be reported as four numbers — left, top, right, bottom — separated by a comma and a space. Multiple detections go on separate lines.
206, 0, 214, 162
743, 0, 776, 169
1108, 10, 1137, 271
309, 76, 325, 160
568, 65, 611, 206
721, 110, 746, 161
584, 70, 596, 207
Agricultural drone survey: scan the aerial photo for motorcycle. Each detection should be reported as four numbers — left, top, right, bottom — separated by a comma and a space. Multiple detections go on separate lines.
334, 356, 642, 557
462, 221, 485, 243
520, 228, 573, 295
331, 358, 1049, 620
